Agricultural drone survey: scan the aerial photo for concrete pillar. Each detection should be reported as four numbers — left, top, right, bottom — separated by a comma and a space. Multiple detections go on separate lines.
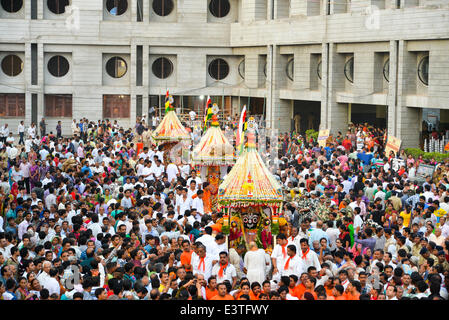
331, 0, 348, 13
37, 42, 44, 122
290, 0, 321, 16
321, 43, 348, 134
396, 40, 421, 148
387, 40, 398, 137
266, 44, 291, 132
354, 51, 375, 97
293, 49, 311, 91
24, 43, 32, 126
244, 54, 260, 89
241, 0, 268, 22
37, 0, 43, 19
273, 0, 289, 19
130, 44, 137, 126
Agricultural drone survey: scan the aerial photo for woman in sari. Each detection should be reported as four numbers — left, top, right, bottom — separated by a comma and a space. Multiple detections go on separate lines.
29, 160, 40, 190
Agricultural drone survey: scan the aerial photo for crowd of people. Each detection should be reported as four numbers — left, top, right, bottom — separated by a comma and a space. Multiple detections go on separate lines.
0, 116, 448, 301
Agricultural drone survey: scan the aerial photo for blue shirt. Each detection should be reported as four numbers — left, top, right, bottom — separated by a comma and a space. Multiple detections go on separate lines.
357, 151, 374, 165
308, 228, 330, 249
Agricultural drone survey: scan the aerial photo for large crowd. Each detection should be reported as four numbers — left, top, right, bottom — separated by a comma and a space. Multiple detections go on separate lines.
0, 116, 448, 301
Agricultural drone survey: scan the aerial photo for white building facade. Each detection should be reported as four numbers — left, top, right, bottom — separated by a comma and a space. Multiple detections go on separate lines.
1, 0, 449, 148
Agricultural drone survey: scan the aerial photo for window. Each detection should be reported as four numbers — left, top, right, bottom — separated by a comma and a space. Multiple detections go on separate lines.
137, 0, 143, 21
317, 60, 322, 80
418, 56, 429, 86
286, 58, 294, 81
263, 62, 267, 78
383, 59, 389, 82
208, 58, 229, 80
103, 95, 130, 118
0, 93, 25, 117
344, 56, 354, 83
47, 55, 70, 77
209, 0, 230, 18
47, 0, 69, 14
153, 0, 173, 16
1, 0, 23, 12
106, 56, 127, 78
152, 57, 173, 79
238, 59, 245, 79
1, 54, 23, 76
106, 0, 128, 16
45, 94, 72, 117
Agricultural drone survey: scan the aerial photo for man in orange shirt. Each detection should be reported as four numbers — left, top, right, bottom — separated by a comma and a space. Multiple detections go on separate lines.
180, 240, 193, 272
292, 273, 308, 298
299, 277, 318, 300
205, 276, 218, 300
262, 280, 271, 296
288, 275, 298, 296
344, 280, 361, 300
333, 284, 347, 300
210, 283, 234, 300
249, 282, 261, 300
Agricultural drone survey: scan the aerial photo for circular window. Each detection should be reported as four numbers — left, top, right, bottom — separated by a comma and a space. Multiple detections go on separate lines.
153, 0, 173, 16
106, 56, 128, 78
106, 0, 128, 16
1, 0, 23, 12
238, 59, 245, 79
47, 55, 69, 77
47, 0, 69, 14
152, 57, 173, 79
383, 59, 390, 82
1, 55, 23, 76
209, 0, 230, 18
418, 56, 429, 86
344, 57, 354, 83
208, 58, 229, 80
286, 59, 294, 81
317, 60, 322, 80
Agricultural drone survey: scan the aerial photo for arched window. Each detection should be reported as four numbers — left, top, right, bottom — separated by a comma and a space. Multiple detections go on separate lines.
48, 55, 70, 77
209, 0, 230, 18
344, 57, 354, 83
106, 57, 128, 78
417, 56, 429, 86
152, 57, 174, 79
1, 55, 23, 76
208, 58, 229, 80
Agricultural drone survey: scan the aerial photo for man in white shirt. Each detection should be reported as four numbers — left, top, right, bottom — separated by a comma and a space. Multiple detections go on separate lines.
176, 188, 191, 217
166, 162, 179, 184
211, 251, 237, 287
136, 158, 146, 177
42, 268, 61, 296
45, 188, 57, 210
88, 214, 103, 238
196, 226, 216, 255
5, 133, 14, 145
39, 148, 50, 161
18, 212, 32, 241
18, 120, 25, 145
191, 244, 214, 281
10, 163, 23, 185
37, 261, 52, 287
325, 220, 340, 252
151, 159, 165, 179
191, 190, 205, 220
271, 234, 291, 278
279, 245, 302, 277
298, 238, 321, 273
187, 171, 202, 189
